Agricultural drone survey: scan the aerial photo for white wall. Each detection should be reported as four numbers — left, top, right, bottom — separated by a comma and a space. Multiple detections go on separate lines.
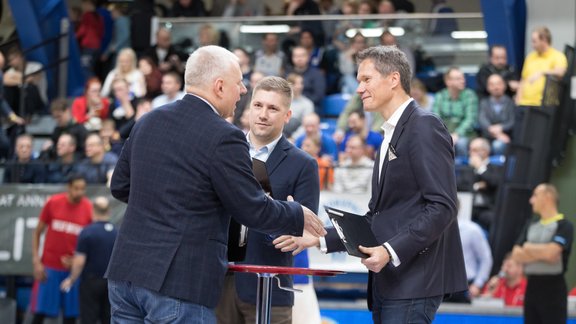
525, 0, 576, 54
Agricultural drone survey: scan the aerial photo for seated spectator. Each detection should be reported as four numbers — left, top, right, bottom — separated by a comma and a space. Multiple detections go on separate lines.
138, 56, 163, 99
254, 33, 286, 77
483, 253, 527, 307
109, 78, 137, 130
45, 133, 80, 183
478, 74, 515, 155
298, 29, 324, 69
151, 72, 185, 109
446, 217, 492, 303
41, 98, 88, 161
233, 47, 253, 88
516, 26, 567, 107
3, 47, 47, 116
331, 1, 361, 52
357, 1, 377, 28
118, 98, 153, 140
332, 94, 384, 145
197, 23, 221, 48
3, 133, 45, 183
75, 0, 103, 78
333, 135, 373, 194
284, 73, 314, 139
379, 30, 415, 76
71, 77, 110, 131
432, 67, 478, 157
285, 46, 326, 112
99, 119, 123, 156
232, 71, 265, 128
142, 27, 185, 75
338, 32, 366, 95
377, 1, 422, 50
301, 136, 333, 191
75, 133, 118, 184
0, 51, 25, 161
222, 0, 265, 16
169, 0, 207, 17
468, 137, 503, 232
410, 78, 434, 111
101, 48, 146, 98
338, 110, 383, 161
285, 0, 325, 47
295, 113, 338, 161
100, 4, 131, 72
476, 45, 519, 98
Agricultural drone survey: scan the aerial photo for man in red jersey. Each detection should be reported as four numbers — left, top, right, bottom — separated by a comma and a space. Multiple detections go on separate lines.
30, 174, 93, 324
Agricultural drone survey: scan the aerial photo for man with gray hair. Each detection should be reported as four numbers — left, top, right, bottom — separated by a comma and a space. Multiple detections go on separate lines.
275, 45, 467, 323
106, 45, 326, 323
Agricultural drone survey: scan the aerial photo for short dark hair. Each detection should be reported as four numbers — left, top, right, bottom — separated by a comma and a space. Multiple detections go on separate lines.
489, 44, 506, 56
67, 173, 86, 185
50, 98, 69, 113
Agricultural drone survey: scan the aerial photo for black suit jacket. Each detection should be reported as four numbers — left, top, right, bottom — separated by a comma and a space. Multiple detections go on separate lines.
325, 102, 467, 304
107, 95, 304, 308
234, 136, 320, 306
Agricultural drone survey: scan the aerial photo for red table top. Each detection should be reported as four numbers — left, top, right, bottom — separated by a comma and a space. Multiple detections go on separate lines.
228, 264, 345, 277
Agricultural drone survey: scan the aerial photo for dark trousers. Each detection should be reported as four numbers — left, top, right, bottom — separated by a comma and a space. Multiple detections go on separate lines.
372, 293, 443, 324
524, 275, 567, 324
80, 277, 110, 324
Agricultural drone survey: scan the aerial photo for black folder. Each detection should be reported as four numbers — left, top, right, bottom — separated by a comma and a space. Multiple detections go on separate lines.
324, 206, 379, 258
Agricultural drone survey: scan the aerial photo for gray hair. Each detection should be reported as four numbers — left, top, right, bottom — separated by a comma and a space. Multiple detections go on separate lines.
356, 46, 411, 94
252, 76, 293, 108
184, 46, 238, 89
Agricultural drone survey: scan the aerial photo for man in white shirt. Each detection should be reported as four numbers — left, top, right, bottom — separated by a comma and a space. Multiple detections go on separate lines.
151, 72, 185, 109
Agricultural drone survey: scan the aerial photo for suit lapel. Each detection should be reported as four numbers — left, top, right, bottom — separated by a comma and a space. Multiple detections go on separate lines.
373, 102, 418, 208
265, 136, 289, 177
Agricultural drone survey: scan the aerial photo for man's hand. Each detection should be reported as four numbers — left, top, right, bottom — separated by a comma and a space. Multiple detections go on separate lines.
60, 278, 73, 292
302, 205, 326, 237
273, 230, 320, 255
359, 245, 389, 273
286, 195, 326, 237
33, 262, 47, 282
469, 284, 481, 298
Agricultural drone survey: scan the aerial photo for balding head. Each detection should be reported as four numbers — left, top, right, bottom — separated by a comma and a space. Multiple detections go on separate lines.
184, 46, 247, 118
93, 196, 110, 221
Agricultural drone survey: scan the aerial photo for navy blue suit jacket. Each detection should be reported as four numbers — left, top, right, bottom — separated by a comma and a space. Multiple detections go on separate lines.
235, 136, 319, 307
106, 94, 305, 308
325, 101, 467, 302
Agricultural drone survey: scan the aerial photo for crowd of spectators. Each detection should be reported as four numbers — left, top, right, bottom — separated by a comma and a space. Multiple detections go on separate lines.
1, 1, 574, 315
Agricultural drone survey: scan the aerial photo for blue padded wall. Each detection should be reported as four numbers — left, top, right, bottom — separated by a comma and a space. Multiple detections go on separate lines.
8, 0, 85, 99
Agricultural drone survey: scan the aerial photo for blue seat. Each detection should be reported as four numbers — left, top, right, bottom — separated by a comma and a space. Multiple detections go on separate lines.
320, 118, 338, 137
322, 93, 351, 118
489, 155, 506, 166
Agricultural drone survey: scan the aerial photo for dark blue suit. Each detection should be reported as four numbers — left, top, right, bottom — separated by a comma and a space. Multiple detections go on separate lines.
235, 136, 319, 306
325, 102, 467, 305
107, 94, 305, 308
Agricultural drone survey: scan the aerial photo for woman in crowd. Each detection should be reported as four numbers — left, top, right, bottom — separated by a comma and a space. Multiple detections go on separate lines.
138, 56, 163, 99
410, 78, 434, 111
101, 48, 146, 98
71, 77, 110, 131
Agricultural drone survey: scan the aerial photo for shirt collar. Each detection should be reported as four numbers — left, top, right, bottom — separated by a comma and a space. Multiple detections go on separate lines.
540, 213, 564, 225
380, 98, 413, 134
188, 93, 221, 116
246, 132, 282, 161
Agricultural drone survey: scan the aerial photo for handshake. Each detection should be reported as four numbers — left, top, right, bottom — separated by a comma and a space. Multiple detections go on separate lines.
279, 196, 325, 255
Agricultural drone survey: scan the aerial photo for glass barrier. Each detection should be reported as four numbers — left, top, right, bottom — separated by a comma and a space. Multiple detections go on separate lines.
156, 12, 486, 76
